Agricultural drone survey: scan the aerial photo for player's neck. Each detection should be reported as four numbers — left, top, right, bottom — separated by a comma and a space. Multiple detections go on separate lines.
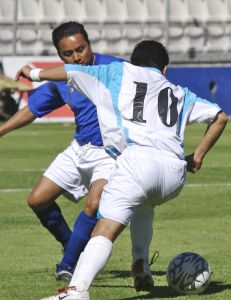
92, 54, 96, 65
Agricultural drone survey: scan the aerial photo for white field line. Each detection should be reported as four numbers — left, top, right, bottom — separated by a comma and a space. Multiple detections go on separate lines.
202, 165, 231, 168
0, 168, 45, 172
185, 182, 231, 187
0, 164, 230, 173
0, 165, 230, 193
0, 183, 231, 193
0, 188, 32, 193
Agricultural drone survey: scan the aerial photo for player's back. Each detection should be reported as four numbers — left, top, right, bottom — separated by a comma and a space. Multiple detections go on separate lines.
66, 61, 186, 158
115, 62, 185, 158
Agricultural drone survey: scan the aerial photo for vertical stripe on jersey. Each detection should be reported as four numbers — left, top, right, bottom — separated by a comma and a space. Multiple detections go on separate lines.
65, 62, 128, 155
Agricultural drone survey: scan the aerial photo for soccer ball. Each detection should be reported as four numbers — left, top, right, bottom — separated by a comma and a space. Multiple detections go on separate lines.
166, 252, 211, 295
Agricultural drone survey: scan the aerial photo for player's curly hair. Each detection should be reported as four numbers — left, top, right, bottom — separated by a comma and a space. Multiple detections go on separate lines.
131, 40, 169, 72
52, 21, 90, 51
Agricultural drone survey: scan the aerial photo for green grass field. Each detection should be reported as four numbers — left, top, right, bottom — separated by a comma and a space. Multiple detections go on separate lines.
0, 121, 230, 300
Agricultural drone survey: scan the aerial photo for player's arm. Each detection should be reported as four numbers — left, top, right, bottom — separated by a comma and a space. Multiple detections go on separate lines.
0, 105, 36, 137
15, 64, 103, 106
186, 111, 228, 173
15, 65, 67, 82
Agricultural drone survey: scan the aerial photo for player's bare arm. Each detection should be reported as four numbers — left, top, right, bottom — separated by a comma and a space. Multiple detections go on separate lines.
15, 66, 67, 82
0, 106, 36, 137
15, 65, 33, 81
186, 111, 228, 173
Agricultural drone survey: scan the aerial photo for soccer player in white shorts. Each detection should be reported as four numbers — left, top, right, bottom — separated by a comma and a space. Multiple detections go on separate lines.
16, 40, 228, 300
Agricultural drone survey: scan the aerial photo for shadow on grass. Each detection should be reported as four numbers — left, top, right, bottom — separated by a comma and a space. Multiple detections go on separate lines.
119, 281, 231, 299
94, 269, 231, 299
205, 281, 231, 295
106, 270, 166, 279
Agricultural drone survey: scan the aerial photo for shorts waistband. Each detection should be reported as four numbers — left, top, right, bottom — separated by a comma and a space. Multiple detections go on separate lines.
78, 141, 90, 146
72, 140, 104, 148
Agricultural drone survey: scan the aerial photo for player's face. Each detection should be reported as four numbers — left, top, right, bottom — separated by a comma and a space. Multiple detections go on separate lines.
57, 33, 94, 65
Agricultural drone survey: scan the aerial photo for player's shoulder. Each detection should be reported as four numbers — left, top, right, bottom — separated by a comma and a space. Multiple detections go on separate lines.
94, 53, 125, 65
34, 80, 67, 91
156, 75, 185, 100
29, 81, 68, 97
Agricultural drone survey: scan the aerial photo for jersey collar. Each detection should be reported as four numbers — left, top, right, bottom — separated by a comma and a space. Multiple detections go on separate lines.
144, 67, 162, 74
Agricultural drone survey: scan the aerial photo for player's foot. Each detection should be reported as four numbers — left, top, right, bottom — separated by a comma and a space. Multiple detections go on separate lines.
55, 265, 73, 283
132, 259, 154, 292
132, 251, 159, 292
40, 286, 90, 300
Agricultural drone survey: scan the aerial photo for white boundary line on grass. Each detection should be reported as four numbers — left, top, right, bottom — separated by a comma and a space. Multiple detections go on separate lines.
185, 183, 231, 187
0, 168, 45, 172
0, 188, 32, 193
0, 165, 231, 173
0, 183, 231, 193
203, 165, 231, 168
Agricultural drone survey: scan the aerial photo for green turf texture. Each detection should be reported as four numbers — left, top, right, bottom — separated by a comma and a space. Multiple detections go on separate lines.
0, 121, 230, 299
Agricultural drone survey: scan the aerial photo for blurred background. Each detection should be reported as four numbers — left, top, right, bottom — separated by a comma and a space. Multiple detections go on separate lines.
1, 0, 231, 61
0, 0, 231, 120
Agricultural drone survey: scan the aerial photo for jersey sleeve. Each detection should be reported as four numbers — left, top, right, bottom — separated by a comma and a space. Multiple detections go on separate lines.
28, 82, 66, 117
65, 62, 123, 106
183, 87, 222, 124
65, 62, 126, 154
65, 64, 104, 106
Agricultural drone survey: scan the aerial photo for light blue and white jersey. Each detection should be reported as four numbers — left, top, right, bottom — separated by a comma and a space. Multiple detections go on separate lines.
65, 62, 221, 159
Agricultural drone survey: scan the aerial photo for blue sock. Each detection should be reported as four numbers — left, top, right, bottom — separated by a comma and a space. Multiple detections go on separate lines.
35, 202, 72, 251
57, 211, 97, 271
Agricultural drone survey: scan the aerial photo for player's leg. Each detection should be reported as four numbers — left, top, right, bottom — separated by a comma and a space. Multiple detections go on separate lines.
70, 218, 125, 289
56, 178, 107, 279
130, 205, 154, 291
28, 175, 72, 251
65, 154, 150, 290
40, 218, 124, 300
28, 141, 87, 252
40, 147, 187, 299
55, 146, 115, 281
40, 149, 144, 300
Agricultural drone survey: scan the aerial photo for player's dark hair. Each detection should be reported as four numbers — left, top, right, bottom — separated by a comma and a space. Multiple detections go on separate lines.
52, 21, 90, 50
131, 40, 169, 72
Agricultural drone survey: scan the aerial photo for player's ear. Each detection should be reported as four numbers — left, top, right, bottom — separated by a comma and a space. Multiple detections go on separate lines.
163, 66, 167, 75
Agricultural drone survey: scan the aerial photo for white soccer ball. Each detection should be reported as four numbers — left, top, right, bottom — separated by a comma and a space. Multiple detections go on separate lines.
166, 252, 212, 295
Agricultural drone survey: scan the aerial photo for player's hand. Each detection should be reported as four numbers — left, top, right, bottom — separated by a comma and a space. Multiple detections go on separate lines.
185, 152, 203, 173
15, 65, 33, 81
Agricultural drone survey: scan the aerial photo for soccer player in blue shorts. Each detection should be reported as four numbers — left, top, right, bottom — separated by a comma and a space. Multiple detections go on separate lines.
16, 39, 228, 300
1, 22, 155, 290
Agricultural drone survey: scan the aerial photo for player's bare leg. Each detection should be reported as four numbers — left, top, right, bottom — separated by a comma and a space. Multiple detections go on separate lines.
28, 176, 64, 211
83, 179, 108, 216
91, 217, 125, 241
28, 175, 72, 250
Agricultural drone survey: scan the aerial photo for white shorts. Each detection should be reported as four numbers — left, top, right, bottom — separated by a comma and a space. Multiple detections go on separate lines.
44, 140, 116, 203
98, 145, 187, 225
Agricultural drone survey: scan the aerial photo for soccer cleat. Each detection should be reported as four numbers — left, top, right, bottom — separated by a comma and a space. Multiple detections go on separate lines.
133, 272, 154, 292
40, 286, 90, 300
132, 251, 159, 292
132, 259, 154, 292
55, 266, 73, 283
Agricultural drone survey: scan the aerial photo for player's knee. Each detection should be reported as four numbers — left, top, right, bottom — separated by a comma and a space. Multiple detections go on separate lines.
27, 191, 37, 209
83, 198, 99, 216
27, 190, 45, 210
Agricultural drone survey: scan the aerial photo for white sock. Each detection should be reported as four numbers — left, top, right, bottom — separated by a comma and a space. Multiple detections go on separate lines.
70, 235, 113, 291
130, 207, 154, 268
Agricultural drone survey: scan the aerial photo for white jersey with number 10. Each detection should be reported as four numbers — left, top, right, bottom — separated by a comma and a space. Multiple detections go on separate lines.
65, 62, 221, 159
